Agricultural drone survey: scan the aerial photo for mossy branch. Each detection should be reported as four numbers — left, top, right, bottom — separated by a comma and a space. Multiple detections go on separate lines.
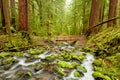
86, 16, 120, 36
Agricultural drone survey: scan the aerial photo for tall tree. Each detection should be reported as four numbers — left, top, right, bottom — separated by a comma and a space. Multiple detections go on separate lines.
18, 0, 29, 32
89, 0, 102, 33
107, 0, 118, 27
10, 0, 16, 29
2, 0, 11, 35
18, 0, 30, 39
0, 0, 5, 30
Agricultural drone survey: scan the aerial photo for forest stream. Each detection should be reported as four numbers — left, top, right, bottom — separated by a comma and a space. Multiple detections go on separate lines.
0, 42, 94, 80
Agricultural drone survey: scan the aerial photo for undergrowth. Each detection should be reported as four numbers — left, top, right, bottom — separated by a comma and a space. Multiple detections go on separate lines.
86, 26, 120, 80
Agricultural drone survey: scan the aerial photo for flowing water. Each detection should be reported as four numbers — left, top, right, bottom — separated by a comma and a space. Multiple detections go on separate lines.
0, 42, 95, 80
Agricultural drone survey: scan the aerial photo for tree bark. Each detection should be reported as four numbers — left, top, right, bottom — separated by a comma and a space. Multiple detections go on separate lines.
10, 0, 16, 29
0, 0, 5, 30
2, 0, 11, 35
18, 0, 29, 31
89, 0, 102, 33
107, 0, 118, 27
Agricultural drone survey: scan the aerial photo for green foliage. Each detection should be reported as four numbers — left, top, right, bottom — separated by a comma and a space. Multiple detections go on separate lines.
5, 32, 29, 50
92, 71, 111, 80
87, 27, 120, 56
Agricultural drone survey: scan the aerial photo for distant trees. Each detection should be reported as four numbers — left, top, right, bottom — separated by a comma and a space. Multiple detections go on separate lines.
0, 0, 120, 37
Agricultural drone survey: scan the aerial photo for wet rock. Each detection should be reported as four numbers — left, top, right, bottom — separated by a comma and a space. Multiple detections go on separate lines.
1, 63, 13, 70
2, 57, 16, 65
32, 71, 56, 80
25, 55, 39, 62
34, 64, 43, 71
9, 69, 33, 80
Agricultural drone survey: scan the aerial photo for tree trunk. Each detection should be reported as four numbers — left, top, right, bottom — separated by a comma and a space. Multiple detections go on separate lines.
0, 0, 5, 30
89, 0, 102, 33
2, 0, 11, 35
10, 0, 16, 29
18, 0, 29, 31
107, 0, 118, 27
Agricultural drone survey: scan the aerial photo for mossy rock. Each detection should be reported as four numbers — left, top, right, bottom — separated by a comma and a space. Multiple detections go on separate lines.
14, 69, 33, 79
93, 59, 105, 67
0, 52, 11, 58
54, 67, 65, 76
1, 63, 13, 70
57, 61, 77, 69
2, 57, 15, 65
29, 48, 45, 55
13, 52, 25, 57
58, 52, 72, 61
35, 64, 43, 71
44, 54, 57, 61
94, 66, 103, 72
74, 71, 84, 77
77, 54, 86, 62
92, 71, 111, 80
77, 65, 87, 72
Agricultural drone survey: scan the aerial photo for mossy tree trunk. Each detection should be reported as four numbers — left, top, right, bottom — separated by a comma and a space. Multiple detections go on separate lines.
10, 0, 16, 29
2, 0, 11, 35
18, 0, 30, 40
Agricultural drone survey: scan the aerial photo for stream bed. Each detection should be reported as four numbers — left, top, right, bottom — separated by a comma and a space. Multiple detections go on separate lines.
0, 42, 95, 80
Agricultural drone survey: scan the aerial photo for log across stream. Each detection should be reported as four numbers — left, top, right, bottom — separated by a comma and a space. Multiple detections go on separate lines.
0, 42, 95, 80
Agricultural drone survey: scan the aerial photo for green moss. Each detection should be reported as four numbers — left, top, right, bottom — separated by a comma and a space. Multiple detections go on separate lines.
45, 54, 57, 61
92, 72, 111, 80
94, 66, 103, 72
35, 64, 43, 71
2, 57, 15, 65
0, 52, 10, 58
93, 59, 102, 66
13, 52, 24, 57
74, 71, 84, 77
77, 54, 86, 62
33, 55, 38, 59
54, 67, 65, 76
77, 65, 87, 72
26, 72, 32, 77
29, 48, 45, 55
58, 52, 72, 61
57, 61, 77, 69
57, 61, 70, 68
